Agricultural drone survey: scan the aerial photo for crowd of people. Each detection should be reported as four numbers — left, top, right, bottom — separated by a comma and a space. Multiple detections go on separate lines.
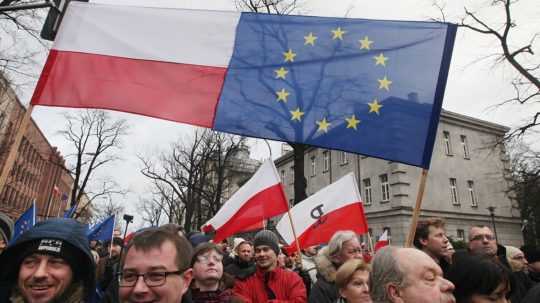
1, 214, 540, 303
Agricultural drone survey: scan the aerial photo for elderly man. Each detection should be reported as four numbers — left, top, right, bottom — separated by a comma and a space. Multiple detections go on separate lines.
225, 239, 256, 280
309, 230, 363, 303
413, 218, 450, 272
370, 246, 455, 303
118, 228, 193, 303
0, 218, 96, 302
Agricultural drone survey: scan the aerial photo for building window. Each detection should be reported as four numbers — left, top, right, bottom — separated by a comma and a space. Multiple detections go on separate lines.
449, 178, 459, 205
460, 135, 470, 159
339, 151, 348, 165
443, 131, 452, 155
380, 174, 390, 202
280, 169, 285, 182
310, 156, 316, 177
457, 229, 465, 241
289, 166, 294, 184
323, 151, 329, 172
467, 180, 478, 207
362, 178, 372, 205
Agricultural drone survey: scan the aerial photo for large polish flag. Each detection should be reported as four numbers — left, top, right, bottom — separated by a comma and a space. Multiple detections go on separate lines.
31, 2, 241, 127
202, 159, 288, 243
276, 173, 368, 250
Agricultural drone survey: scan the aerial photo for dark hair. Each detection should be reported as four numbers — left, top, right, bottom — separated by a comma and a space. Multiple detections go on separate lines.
413, 217, 445, 249
446, 253, 512, 302
121, 228, 193, 272
190, 242, 223, 267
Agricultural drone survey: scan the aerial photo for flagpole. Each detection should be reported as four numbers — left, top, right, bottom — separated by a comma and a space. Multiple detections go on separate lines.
366, 232, 374, 255
405, 169, 429, 247
285, 204, 303, 266
0, 104, 34, 196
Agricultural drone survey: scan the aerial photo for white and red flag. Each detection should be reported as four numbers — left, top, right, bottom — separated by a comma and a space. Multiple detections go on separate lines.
202, 159, 288, 243
374, 230, 389, 252
276, 173, 368, 250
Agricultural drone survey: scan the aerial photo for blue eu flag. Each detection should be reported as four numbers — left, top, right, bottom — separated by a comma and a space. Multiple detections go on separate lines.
214, 13, 457, 168
10, 201, 36, 244
87, 215, 115, 242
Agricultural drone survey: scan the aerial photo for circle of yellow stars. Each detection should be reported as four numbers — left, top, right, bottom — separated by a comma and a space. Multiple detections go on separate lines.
271, 26, 392, 133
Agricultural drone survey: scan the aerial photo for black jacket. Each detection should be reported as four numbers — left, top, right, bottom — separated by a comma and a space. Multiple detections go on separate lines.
308, 247, 338, 303
224, 256, 256, 280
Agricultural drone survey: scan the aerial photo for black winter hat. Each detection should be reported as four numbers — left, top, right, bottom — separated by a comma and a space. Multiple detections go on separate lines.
253, 230, 280, 255
524, 248, 540, 263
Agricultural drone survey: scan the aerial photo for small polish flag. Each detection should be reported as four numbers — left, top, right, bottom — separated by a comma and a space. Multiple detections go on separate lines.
202, 159, 288, 243
374, 230, 390, 252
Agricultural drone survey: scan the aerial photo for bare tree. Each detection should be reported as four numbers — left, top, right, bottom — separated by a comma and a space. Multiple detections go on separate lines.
87, 195, 125, 226
58, 110, 129, 217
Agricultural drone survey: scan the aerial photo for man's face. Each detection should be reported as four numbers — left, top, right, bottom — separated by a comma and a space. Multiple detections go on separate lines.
420, 226, 449, 260
468, 227, 497, 257
111, 243, 122, 258
18, 253, 73, 303
389, 249, 455, 303
335, 238, 362, 265
119, 240, 192, 303
254, 245, 277, 271
192, 250, 223, 284
304, 246, 318, 257
237, 243, 253, 263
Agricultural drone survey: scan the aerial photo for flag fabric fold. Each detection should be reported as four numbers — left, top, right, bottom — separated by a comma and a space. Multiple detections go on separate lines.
10, 201, 36, 244
374, 230, 389, 252
31, 2, 457, 168
203, 159, 288, 243
87, 215, 115, 242
276, 173, 368, 250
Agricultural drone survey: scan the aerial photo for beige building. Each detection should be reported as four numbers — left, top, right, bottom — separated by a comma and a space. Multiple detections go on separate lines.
275, 110, 523, 247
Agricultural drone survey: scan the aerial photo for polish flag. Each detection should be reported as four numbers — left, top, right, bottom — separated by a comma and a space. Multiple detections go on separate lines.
203, 159, 288, 243
374, 230, 389, 252
276, 173, 368, 250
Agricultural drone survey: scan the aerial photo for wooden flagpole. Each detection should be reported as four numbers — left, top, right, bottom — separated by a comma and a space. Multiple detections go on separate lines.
0, 104, 34, 195
367, 231, 374, 254
285, 204, 303, 267
405, 168, 429, 247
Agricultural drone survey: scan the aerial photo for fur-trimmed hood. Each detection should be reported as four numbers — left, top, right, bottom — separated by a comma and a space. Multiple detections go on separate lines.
313, 246, 338, 283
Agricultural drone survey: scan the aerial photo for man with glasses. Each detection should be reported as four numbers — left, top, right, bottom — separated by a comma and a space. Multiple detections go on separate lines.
467, 225, 498, 258
118, 228, 193, 303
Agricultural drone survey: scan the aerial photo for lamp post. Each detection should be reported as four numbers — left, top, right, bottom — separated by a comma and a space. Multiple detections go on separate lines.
487, 206, 498, 243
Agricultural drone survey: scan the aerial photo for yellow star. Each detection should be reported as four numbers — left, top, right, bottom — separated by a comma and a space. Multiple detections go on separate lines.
274, 67, 288, 79
368, 99, 383, 115
276, 89, 290, 102
377, 76, 392, 91
331, 27, 346, 40
345, 115, 361, 130
316, 118, 331, 133
373, 53, 388, 66
359, 36, 373, 50
304, 32, 317, 46
290, 108, 304, 121
283, 49, 297, 62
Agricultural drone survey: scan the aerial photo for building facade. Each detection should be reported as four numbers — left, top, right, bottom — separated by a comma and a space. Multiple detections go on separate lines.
0, 76, 73, 221
275, 110, 523, 247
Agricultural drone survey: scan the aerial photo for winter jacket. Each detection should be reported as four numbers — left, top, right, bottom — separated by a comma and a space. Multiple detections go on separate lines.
233, 266, 307, 303
0, 218, 96, 302
522, 283, 540, 303
308, 247, 339, 303
191, 288, 236, 303
225, 256, 256, 280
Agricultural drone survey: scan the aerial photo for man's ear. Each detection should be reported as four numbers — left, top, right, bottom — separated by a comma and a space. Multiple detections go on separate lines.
386, 283, 404, 303
181, 268, 193, 294
419, 237, 429, 247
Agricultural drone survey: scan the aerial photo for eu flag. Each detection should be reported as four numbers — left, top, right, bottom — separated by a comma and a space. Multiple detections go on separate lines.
87, 215, 115, 242
10, 202, 36, 244
214, 13, 457, 168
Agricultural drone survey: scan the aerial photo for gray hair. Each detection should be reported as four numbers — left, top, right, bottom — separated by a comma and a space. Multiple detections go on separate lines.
370, 246, 407, 303
327, 230, 358, 259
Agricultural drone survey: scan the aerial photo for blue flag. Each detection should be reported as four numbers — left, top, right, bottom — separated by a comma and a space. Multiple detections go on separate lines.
87, 215, 115, 242
214, 13, 457, 169
10, 201, 36, 244
63, 203, 77, 218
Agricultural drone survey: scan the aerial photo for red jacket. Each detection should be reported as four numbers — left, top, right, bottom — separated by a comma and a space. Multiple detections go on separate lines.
233, 267, 307, 303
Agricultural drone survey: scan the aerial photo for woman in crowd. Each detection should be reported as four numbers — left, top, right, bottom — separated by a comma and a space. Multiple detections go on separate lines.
446, 253, 512, 303
335, 259, 372, 303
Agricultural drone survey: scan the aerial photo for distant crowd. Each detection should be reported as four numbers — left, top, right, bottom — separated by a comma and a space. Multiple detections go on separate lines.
1, 214, 540, 303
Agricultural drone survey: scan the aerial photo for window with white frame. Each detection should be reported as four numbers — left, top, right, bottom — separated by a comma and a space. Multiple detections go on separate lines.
380, 174, 390, 202
310, 156, 316, 177
449, 178, 459, 205
443, 131, 452, 155
289, 166, 294, 184
339, 151, 348, 165
467, 180, 478, 207
280, 169, 286, 182
323, 151, 329, 172
460, 135, 470, 159
457, 229, 465, 241
363, 178, 372, 205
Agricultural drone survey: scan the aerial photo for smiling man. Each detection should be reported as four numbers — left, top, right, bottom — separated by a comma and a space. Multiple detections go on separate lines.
0, 218, 96, 303
233, 230, 307, 302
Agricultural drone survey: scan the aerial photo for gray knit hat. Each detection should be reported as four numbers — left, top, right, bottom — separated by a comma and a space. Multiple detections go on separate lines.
253, 230, 280, 255
0, 213, 14, 243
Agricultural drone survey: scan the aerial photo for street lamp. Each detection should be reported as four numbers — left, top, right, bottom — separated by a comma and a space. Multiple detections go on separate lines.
487, 206, 498, 243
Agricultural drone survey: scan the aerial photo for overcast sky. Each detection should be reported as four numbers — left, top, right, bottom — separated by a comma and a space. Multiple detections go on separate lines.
17, 0, 539, 229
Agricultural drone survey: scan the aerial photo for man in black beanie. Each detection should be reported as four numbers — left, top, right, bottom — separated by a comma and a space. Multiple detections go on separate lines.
233, 230, 307, 302
0, 218, 95, 303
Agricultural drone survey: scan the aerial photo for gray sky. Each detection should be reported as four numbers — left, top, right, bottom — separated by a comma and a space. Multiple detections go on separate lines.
18, 0, 539, 229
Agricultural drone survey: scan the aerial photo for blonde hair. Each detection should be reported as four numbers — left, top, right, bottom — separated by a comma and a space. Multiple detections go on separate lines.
505, 245, 525, 272
335, 258, 370, 289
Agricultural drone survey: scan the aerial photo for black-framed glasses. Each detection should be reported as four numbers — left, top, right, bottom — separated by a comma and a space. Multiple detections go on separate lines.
118, 270, 183, 287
